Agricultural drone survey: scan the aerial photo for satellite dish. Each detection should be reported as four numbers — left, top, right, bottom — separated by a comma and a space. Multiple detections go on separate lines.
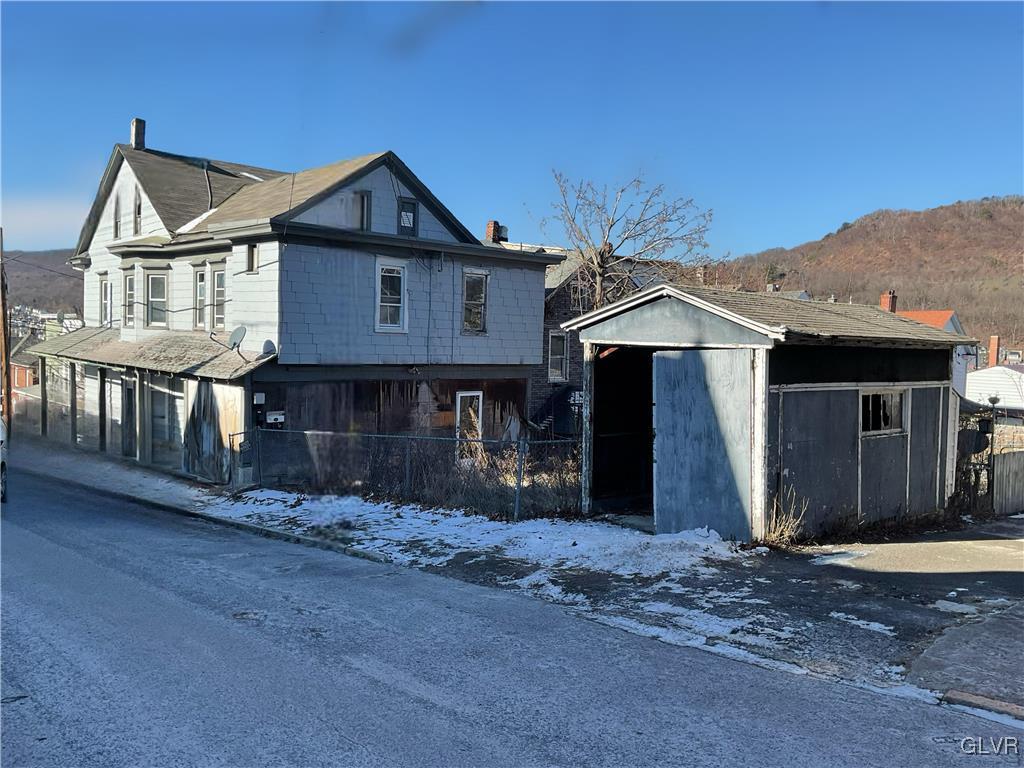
227, 325, 247, 350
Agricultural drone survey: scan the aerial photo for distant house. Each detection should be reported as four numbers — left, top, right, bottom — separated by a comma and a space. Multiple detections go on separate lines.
563, 285, 970, 541
966, 364, 1024, 413
10, 336, 39, 389
764, 284, 810, 301
28, 119, 561, 483
896, 309, 972, 396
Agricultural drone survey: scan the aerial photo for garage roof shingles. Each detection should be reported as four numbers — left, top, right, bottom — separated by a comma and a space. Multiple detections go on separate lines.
28, 327, 273, 380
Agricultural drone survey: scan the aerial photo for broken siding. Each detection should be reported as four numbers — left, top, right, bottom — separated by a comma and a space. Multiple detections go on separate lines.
293, 165, 459, 242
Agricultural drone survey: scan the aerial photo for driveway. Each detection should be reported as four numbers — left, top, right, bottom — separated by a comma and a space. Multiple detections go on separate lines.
2, 472, 1021, 767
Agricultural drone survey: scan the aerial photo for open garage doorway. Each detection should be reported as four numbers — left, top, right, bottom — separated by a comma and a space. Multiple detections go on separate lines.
591, 346, 654, 514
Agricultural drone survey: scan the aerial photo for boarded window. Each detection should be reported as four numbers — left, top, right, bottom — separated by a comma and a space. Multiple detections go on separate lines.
212, 269, 226, 329
376, 261, 405, 330
147, 273, 167, 326
123, 274, 135, 327
463, 272, 488, 332
548, 331, 568, 381
861, 390, 904, 435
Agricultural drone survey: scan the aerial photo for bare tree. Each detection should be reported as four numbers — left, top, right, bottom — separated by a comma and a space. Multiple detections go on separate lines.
550, 171, 712, 308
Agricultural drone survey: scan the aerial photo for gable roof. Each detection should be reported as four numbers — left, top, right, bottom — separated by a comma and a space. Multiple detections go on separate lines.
200, 151, 479, 244
563, 284, 974, 347
75, 145, 286, 254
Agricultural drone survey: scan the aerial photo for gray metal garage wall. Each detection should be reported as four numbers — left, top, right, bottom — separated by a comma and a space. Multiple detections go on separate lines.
652, 349, 752, 539
861, 434, 909, 523
775, 389, 860, 534
908, 386, 942, 514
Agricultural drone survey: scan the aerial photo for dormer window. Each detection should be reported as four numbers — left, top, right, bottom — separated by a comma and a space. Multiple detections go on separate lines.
112, 196, 121, 240
398, 198, 417, 237
133, 187, 142, 236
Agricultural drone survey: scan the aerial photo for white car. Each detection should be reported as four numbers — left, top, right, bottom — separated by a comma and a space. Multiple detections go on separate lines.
1, 418, 7, 503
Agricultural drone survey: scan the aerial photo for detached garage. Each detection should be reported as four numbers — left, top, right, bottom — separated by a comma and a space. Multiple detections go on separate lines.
563, 285, 970, 541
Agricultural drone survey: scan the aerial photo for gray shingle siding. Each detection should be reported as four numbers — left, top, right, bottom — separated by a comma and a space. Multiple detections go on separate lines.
277, 242, 544, 366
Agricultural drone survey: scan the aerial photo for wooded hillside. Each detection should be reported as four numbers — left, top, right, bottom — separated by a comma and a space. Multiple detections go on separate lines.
720, 196, 1023, 346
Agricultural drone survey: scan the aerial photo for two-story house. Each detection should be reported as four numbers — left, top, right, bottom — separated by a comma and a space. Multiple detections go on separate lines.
29, 119, 561, 482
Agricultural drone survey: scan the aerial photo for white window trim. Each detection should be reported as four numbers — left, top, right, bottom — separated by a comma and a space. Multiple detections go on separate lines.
859, 387, 907, 437
462, 268, 489, 334
146, 272, 169, 328
212, 268, 226, 331
374, 255, 408, 333
245, 243, 259, 274
194, 269, 207, 329
123, 273, 135, 328
455, 390, 485, 440
99, 277, 111, 327
548, 330, 569, 382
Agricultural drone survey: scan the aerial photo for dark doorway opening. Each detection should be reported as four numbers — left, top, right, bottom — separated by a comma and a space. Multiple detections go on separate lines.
591, 345, 654, 513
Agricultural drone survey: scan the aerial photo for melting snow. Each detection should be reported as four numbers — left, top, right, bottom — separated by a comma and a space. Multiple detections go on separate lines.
828, 611, 897, 636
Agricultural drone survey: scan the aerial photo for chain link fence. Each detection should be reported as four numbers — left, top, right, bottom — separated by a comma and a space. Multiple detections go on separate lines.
230, 428, 581, 521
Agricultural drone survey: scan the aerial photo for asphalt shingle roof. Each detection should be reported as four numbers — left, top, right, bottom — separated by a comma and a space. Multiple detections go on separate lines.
119, 145, 287, 233
567, 284, 973, 346
28, 327, 274, 380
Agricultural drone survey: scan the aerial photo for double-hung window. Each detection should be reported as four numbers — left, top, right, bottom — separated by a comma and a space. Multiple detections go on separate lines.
99, 278, 110, 326
147, 273, 168, 326
860, 389, 905, 435
356, 191, 372, 231
112, 197, 121, 240
194, 270, 207, 329
462, 271, 488, 333
375, 258, 406, 331
397, 198, 417, 237
245, 243, 259, 273
123, 274, 135, 328
212, 269, 226, 330
548, 331, 569, 381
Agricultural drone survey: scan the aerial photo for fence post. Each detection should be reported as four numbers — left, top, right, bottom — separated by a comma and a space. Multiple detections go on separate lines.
404, 437, 412, 496
255, 427, 263, 486
513, 436, 527, 522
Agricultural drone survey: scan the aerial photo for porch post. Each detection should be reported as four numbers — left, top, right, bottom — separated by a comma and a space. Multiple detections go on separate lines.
581, 341, 595, 516
98, 367, 107, 452
68, 362, 77, 445
38, 357, 48, 436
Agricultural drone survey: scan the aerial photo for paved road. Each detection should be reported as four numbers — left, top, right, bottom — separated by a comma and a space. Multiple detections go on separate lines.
2, 473, 1020, 767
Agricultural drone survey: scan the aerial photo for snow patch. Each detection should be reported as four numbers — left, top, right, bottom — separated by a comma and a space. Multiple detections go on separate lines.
828, 611, 896, 636
930, 600, 978, 615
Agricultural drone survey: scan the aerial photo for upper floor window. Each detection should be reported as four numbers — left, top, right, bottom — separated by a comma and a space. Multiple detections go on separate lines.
147, 273, 167, 326
462, 271, 488, 333
397, 198, 418, 237
245, 243, 259, 273
548, 331, 568, 381
112, 196, 121, 240
123, 274, 135, 328
99, 278, 111, 326
194, 270, 207, 329
375, 257, 406, 332
357, 191, 372, 231
212, 268, 226, 330
132, 187, 142, 236
861, 389, 905, 435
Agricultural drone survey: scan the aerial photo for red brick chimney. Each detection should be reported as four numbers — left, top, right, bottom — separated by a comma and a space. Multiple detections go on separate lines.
989, 335, 1001, 367
880, 289, 897, 313
484, 220, 508, 244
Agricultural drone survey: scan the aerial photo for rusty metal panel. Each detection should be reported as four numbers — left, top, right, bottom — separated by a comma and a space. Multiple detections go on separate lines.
778, 389, 860, 534
653, 349, 753, 540
908, 387, 941, 515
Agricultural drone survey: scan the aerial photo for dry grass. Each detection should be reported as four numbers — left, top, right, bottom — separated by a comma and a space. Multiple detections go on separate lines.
762, 485, 808, 547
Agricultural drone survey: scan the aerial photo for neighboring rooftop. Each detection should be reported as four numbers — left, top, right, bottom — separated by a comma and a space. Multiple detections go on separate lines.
896, 309, 958, 331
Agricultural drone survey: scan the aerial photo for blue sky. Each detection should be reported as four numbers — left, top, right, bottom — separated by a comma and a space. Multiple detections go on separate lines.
2, 1, 1021, 255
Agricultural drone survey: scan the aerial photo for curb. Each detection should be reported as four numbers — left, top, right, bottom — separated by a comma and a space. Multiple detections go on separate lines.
942, 690, 1024, 722
13, 466, 391, 565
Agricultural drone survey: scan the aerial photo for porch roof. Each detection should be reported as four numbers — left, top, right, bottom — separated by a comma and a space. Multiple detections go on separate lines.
27, 327, 274, 381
